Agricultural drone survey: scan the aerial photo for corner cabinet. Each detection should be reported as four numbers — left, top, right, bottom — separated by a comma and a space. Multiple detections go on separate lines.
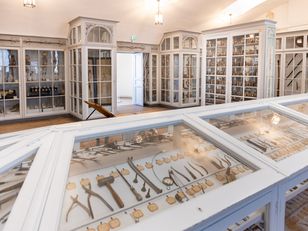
202, 20, 276, 105
159, 31, 201, 108
68, 17, 118, 120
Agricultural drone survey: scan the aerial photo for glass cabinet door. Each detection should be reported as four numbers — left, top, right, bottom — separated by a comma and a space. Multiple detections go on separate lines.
0, 49, 20, 118
151, 55, 158, 102
205, 38, 227, 105
26, 49, 65, 114
143, 53, 150, 103
173, 54, 179, 103
161, 54, 170, 103
88, 49, 112, 108
58, 122, 255, 230
183, 54, 197, 104
232, 33, 259, 102
284, 53, 303, 95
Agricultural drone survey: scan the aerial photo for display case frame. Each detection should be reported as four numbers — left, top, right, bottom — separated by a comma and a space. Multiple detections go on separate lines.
32, 114, 283, 231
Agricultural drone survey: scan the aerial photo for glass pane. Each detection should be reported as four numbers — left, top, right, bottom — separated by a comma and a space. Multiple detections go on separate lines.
295, 36, 304, 48
276, 38, 282, 49
165, 38, 170, 50
59, 123, 255, 230
173, 37, 179, 49
0, 152, 37, 230
286, 37, 295, 49
207, 108, 308, 161
54, 96, 65, 110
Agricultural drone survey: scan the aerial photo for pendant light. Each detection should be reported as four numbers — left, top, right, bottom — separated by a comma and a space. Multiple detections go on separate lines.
154, 0, 163, 25
23, 0, 36, 8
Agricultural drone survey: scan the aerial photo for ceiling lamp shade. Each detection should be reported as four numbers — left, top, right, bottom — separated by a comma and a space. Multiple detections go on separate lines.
154, 0, 163, 25
23, 0, 36, 8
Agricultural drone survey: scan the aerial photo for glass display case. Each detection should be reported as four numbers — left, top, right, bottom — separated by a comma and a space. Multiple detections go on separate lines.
0, 49, 20, 118
159, 31, 200, 108
206, 107, 308, 162
202, 20, 276, 105
58, 122, 256, 230
25, 49, 65, 114
10, 94, 308, 231
68, 17, 117, 120
205, 38, 227, 105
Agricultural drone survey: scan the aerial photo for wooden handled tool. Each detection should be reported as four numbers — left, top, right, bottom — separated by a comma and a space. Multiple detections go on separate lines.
97, 176, 124, 209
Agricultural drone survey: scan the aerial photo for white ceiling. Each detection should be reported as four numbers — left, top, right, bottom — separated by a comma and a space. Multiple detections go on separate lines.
0, 0, 288, 44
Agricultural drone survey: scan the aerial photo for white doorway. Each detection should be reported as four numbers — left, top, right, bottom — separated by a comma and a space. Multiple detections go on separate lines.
116, 53, 143, 107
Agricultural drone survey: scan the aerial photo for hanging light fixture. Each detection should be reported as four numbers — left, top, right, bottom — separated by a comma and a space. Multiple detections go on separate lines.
23, 0, 36, 8
154, 0, 163, 25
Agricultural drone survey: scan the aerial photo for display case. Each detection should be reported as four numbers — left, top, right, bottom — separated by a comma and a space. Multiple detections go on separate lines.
0, 34, 67, 121
4, 94, 308, 231
25, 49, 65, 114
275, 31, 308, 97
29, 112, 283, 231
202, 20, 276, 105
159, 31, 201, 108
0, 48, 20, 119
68, 17, 117, 120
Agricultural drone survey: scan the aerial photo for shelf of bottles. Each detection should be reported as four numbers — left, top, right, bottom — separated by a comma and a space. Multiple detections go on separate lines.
87, 49, 112, 110
25, 50, 65, 114
183, 54, 197, 104
0, 49, 20, 118
70, 48, 82, 116
284, 53, 303, 95
161, 54, 171, 103
231, 33, 259, 102
205, 38, 227, 105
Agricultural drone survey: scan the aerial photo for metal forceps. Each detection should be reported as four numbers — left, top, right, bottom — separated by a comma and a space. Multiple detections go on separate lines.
65, 195, 91, 222
82, 183, 114, 219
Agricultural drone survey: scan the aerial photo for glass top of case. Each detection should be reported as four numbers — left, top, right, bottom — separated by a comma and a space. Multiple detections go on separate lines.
0, 152, 37, 230
60, 123, 255, 230
287, 101, 308, 114
207, 108, 308, 162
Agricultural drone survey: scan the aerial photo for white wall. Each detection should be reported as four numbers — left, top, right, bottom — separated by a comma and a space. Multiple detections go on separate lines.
117, 53, 134, 98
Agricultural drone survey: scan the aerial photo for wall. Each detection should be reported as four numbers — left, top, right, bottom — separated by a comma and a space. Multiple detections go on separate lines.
117, 53, 134, 98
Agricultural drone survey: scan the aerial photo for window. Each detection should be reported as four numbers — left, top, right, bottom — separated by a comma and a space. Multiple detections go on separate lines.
87, 26, 111, 43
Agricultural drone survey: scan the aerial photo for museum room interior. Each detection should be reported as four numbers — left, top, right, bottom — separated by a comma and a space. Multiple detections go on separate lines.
1, 0, 308, 230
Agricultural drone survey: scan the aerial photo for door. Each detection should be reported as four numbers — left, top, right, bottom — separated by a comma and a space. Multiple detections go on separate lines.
133, 53, 144, 106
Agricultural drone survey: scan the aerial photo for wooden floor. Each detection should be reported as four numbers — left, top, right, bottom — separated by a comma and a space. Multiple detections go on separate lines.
0, 105, 169, 134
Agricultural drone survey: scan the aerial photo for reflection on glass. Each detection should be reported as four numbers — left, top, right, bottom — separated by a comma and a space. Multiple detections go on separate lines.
208, 109, 308, 161
0, 154, 36, 230
59, 123, 254, 230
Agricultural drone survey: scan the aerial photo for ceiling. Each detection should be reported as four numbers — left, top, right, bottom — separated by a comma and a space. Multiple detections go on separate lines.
0, 0, 288, 44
